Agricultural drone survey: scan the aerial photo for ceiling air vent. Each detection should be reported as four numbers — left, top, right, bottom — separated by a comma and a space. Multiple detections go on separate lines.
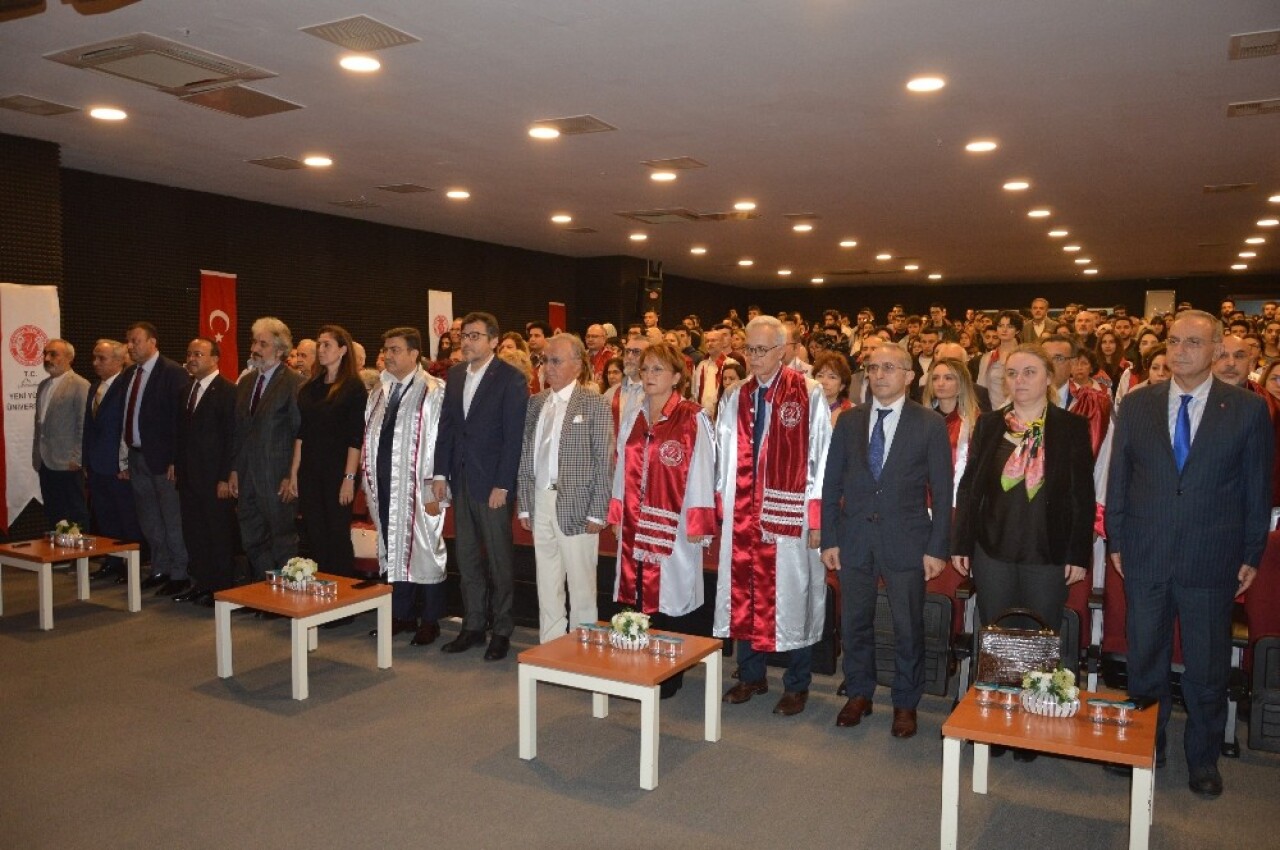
641, 156, 706, 170
375, 183, 433, 193
693, 211, 760, 221
564, 227, 598, 234
0, 94, 78, 116
300, 15, 420, 51
784, 212, 820, 220
1196, 242, 1229, 248
330, 198, 380, 209
180, 86, 301, 118
615, 208, 699, 225
45, 32, 276, 95
825, 269, 904, 276
531, 114, 617, 135
1203, 183, 1255, 194
1227, 98, 1280, 118
1229, 30, 1280, 60
246, 156, 306, 170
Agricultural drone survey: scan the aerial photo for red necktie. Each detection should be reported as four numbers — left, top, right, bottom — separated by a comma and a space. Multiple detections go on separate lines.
250, 373, 266, 414
123, 368, 143, 448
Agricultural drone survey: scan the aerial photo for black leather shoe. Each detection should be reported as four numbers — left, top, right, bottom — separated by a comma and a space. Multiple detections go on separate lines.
141, 573, 169, 590
1188, 765, 1223, 798
194, 592, 215, 607
114, 574, 130, 585
157, 578, 189, 596
484, 635, 511, 661
410, 622, 441, 646
172, 586, 203, 603
91, 562, 122, 581
441, 630, 486, 653
1012, 749, 1038, 763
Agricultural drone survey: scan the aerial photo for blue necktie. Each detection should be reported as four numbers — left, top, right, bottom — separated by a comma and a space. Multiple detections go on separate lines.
752, 384, 767, 461
1174, 393, 1192, 473
868, 408, 890, 481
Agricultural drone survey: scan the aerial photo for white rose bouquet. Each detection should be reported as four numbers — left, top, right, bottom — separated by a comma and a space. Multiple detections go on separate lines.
610, 609, 650, 639
54, 519, 81, 536
1022, 667, 1080, 705
281, 557, 319, 582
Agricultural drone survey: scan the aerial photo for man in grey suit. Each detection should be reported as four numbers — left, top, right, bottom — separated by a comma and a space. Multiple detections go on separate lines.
1020, 297, 1059, 344
820, 342, 952, 739
228, 317, 304, 582
1107, 310, 1272, 799
34, 339, 90, 530
517, 334, 612, 643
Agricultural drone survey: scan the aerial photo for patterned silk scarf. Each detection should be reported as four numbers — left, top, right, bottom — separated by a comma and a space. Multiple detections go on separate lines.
1000, 406, 1046, 500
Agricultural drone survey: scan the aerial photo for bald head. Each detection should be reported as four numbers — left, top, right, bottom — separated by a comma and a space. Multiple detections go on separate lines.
934, 342, 968, 362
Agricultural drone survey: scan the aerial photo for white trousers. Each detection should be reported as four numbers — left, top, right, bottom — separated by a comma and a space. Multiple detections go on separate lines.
533, 488, 600, 643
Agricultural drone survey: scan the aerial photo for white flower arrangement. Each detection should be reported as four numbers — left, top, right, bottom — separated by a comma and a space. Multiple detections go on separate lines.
610, 609, 650, 639
280, 557, 319, 582
54, 519, 81, 536
1022, 667, 1080, 705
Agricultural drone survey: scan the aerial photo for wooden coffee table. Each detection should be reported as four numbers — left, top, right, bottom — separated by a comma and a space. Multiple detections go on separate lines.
941, 688, 1158, 850
0, 537, 142, 630
214, 573, 392, 700
517, 629, 723, 790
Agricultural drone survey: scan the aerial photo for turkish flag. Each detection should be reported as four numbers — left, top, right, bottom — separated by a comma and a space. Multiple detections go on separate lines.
199, 270, 238, 381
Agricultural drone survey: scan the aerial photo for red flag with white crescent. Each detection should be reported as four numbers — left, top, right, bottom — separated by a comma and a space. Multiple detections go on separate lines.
199, 270, 238, 381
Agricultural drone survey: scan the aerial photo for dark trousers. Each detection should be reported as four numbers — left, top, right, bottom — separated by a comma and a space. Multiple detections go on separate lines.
453, 478, 514, 637
236, 473, 297, 580
179, 481, 237, 592
87, 469, 141, 568
38, 464, 88, 530
298, 470, 355, 577
1126, 576, 1236, 771
737, 641, 814, 693
972, 544, 1067, 631
841, 549, 926, 709
128, 450, 188, 579
392, 581, 447, 623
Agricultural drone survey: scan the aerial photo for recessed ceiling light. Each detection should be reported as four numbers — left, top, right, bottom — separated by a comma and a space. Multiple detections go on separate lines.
88, 107, 127, 121
1231, 264, 1248, 270
1048, 229, 1068, 238
303, 155, 332, 168
876, 253, 892, 261
1246, 236, 1266, 244
1240, 251, 1257, 258
906, 76, 946, 93
690, 246, 707, 255
339, 55, 380, 73
1259, 219, 1279, 227
1003, 180, 1030, 191
904, 264, 920, 271
1082, 268, 1098, 275
839, 240, 858, 248
550, 214, 572, 224
445, 189, 470, 199
1027, 209, 1051, 218
1063, 244, 1081, 252
793, 223, 813, 232
737, 258, 753, 266
810, 277, 825, 284
1074, 258, 1091, 265
965, 140, 998, 153
928, 273, 942, 280
777, 269, 791, 276
650, 171, 677, 182
629, 233, 648, 242
528, 125, 560, 139
1270, 194, 1280, 203
733, 200, 756, 211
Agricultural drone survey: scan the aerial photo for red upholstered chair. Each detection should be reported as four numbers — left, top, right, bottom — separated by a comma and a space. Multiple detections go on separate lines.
1243, 530, 1280, 673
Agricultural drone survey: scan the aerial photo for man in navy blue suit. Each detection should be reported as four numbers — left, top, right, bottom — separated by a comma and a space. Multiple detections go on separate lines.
1108, 310, 1272, 799
82, 339, 142, 582
432, 311, 529, 660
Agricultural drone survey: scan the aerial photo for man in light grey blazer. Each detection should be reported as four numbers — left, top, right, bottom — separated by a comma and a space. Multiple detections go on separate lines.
34, 338, 90, 529
1020, 297, 1059, 344
517, 334, 612, 643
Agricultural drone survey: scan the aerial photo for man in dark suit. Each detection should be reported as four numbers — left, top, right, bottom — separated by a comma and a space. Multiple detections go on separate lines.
122, 322, 191, 595
82, 339, 142, 581
820, 343, 953, 739
174, 338, 237, 605
228, 317, 304, 582
1108, 310, 1272, 799
516, 333, 611, 644
432, 311, 529, 660
33, 338, 90, 531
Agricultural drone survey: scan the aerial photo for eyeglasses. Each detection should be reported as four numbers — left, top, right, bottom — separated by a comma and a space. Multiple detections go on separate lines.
623, 347, 646, 356
459, 331, 489, 342
864, 362, 905, 375
381, 345, 408, 355
744, 344, 782, 358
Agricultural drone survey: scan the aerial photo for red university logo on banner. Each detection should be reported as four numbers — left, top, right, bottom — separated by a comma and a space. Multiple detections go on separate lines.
432, 314, 449, 338
198, 271, 238, 381
8, 325, 47, 367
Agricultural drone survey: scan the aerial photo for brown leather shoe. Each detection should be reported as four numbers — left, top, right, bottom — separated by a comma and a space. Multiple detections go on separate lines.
410, 621, 440, 646
773, 690, 809, 716
836, 696, 874, 727
890, 708, 918, 739
723, 679, 769, 704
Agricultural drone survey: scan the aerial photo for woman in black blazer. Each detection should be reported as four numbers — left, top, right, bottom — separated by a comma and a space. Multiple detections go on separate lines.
952, 344, 1094, 631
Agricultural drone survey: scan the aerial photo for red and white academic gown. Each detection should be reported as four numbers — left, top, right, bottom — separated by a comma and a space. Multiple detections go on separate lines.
712, 367, 832, 653
608, 392, 717, 616
691, 354, 727, 420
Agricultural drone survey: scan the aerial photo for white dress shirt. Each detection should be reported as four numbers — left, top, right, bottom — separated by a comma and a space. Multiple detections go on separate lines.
534, 384, 574, 491
1167, 375, 1212, 445
124, 351, 160, 447
462, 354, 494, 418
867, 392, 908, 460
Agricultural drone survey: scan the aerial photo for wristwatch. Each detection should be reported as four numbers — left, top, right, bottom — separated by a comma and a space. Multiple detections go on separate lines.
343, 473, 356, 481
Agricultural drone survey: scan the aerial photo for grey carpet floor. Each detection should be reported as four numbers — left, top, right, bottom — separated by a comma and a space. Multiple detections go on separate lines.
2, 567, 1277, 849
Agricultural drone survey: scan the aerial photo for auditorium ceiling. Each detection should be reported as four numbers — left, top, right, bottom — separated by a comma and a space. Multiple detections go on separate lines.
0, 1, 1277, 288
